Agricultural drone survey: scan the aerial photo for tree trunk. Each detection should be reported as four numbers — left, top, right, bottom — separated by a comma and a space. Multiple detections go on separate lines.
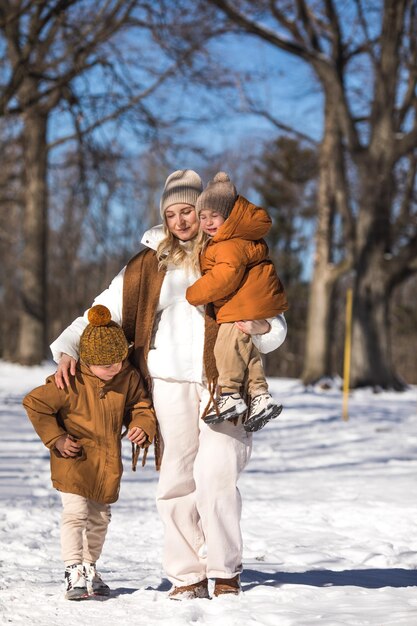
302, 261, 337, 384
350, 165, 405, 390
17, 109, 48, 365
302, 103, 349, 384
351, 256, 405, 390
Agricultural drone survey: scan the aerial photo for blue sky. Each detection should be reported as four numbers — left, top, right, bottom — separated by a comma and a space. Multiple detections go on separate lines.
46, 27, 323, 169
44, 25, 324, 276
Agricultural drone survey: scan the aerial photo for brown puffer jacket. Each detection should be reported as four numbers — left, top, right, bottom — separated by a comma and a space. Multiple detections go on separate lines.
23, 361, 156, 504
186, 195, 288, 322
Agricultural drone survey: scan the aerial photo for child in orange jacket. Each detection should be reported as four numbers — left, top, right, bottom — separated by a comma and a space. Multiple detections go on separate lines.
186, 172, 288, 431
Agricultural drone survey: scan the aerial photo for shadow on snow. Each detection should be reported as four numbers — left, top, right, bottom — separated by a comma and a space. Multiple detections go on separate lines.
242, 567, 417, 589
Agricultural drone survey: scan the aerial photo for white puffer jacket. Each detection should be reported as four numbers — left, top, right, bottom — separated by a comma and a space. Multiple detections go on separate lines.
50, 226, 288, 383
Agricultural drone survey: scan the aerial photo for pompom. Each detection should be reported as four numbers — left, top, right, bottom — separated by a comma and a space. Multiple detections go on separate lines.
213, 172, 230, 183
87, 304, 111, 327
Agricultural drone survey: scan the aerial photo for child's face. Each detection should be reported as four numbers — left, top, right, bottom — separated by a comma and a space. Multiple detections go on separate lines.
199, 209, 225, 237
88, 362, 123, 381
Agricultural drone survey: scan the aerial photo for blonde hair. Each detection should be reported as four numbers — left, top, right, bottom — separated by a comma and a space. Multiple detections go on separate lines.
189, 228, 210, 272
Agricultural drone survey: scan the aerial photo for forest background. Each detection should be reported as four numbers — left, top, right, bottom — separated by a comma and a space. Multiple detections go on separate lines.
1, 0, 416, 387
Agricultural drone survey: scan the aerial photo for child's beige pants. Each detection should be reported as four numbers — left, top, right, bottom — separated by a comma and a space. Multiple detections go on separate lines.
153, 378, 252, 587
214, 322, 269, 396
60, 492, 111, 566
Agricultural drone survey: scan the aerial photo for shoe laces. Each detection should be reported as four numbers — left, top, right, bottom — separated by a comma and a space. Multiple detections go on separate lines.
218, 394, 240, 407
65, 564, 84, 589
252, 393, 271, 407
84, 563, 100, 581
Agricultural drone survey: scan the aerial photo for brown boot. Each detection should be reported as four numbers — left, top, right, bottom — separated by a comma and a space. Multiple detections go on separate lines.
168, 578, 209, 600
213, 574, 241, 597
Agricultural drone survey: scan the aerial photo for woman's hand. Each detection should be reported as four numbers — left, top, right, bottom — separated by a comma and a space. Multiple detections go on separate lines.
235, 319, 271, 336
128, 426, 148, 446
55, 434, 82, 458
55, 354, 77, 390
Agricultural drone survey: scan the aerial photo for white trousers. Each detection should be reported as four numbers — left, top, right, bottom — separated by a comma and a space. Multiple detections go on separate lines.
153, 379, 252, 586
60, 492, 111, 566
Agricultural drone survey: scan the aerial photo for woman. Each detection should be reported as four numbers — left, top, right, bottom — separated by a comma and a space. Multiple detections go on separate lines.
51, 169, 287, 599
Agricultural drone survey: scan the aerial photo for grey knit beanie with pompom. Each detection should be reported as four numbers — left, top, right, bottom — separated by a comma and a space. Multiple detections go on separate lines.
195, 172, 237, 220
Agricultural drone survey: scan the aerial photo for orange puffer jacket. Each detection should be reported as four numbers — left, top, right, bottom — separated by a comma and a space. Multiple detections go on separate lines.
186, 196, 288, 323
23, 360, 156, 504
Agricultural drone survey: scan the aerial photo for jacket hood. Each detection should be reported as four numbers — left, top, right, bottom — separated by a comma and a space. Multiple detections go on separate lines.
212, 195, 271, 243
141, 224, 165, 250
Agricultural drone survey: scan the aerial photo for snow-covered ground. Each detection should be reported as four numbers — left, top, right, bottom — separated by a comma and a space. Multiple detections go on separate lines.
0, 360, 416, 625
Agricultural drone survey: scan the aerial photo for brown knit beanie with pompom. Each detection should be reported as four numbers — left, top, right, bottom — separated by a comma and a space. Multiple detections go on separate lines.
195, 172, 237, 220
79, 304, 129, 366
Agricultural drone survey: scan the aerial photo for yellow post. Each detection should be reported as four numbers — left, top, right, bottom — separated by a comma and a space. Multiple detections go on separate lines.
342, 288, 353, 421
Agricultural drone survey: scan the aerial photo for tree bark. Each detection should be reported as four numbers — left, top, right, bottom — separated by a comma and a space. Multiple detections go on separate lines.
302, 100, 350, 384
302, 262, 337, 384
18, 108, 48, 364
351, 262, 404, 389
350, 163, 406, 389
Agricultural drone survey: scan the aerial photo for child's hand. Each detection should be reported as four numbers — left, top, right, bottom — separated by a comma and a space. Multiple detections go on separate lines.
127, 427, 148, 446
55, 434, 82, 458
235, 319, 271, 335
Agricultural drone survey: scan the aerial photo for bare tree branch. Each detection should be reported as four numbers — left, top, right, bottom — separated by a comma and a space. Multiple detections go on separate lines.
396, 0, 417, 128
208, 0, 318, 61
353, 0, 379, 65
238, 85, 318, 146
394, 101, 417, 159
296, 0, 322, 52
46, 53, 190, 150
269, 0, 303, 43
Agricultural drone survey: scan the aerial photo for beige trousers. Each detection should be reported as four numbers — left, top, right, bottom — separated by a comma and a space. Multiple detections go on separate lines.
214, 322, 269, 396
60, 492, 111, 566
153, 378, 252, 586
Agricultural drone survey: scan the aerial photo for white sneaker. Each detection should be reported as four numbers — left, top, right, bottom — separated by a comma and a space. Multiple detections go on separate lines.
244, 393, 282, 432
64, 564, 89, 601
83, 562, 110, 596
204, 394, 248, 424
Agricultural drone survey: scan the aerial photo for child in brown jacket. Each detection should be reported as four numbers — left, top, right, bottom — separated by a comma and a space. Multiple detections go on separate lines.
186, 172, 288, 432
23, 305, 156, 601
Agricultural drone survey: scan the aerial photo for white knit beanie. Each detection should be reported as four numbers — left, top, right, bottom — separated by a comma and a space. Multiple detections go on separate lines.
160, 170, 203, 216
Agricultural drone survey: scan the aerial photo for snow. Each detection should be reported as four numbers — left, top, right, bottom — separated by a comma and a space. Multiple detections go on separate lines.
0, 360, 417, 625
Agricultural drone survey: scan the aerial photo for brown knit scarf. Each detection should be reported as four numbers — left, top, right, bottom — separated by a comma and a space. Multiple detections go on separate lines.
123, 248, 219, 468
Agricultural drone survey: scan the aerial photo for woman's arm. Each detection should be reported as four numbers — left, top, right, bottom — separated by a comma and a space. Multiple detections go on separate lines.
50, 267, 126, 363
236, 314, 287, 354
50, 267, 126, 389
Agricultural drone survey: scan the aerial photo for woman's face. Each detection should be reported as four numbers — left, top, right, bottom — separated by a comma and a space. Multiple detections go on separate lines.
164, 203, 199, 241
